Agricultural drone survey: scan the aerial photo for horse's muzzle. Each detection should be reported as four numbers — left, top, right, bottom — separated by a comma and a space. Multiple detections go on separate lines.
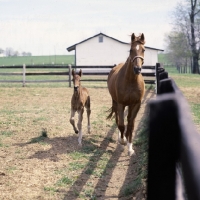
134, 66, 142, 74
74, 86, 79, 91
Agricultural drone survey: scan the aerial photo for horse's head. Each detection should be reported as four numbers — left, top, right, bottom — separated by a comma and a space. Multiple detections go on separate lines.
72, 69, 82, 92
129, 33, 145, 75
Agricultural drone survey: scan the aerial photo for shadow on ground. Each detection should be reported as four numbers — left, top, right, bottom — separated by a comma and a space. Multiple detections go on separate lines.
14, 86, 155, 199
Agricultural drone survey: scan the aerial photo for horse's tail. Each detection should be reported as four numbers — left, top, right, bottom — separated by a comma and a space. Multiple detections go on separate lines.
106, 106, 115, 120
106, 100, 117, 120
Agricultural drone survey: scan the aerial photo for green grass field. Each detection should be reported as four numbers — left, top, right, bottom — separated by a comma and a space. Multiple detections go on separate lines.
158, 52, 199, 127
0, 55, 74, 66
1, 53, 167, 67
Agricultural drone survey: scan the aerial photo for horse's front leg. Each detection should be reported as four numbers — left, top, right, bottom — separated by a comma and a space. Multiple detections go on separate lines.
126, 103, 141, 156
69, 108, 78, 134
77, 108, 84, 146
117, 104, 127, 145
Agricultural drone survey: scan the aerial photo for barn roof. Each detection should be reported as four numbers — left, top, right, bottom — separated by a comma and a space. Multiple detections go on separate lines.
66, 32, 164, 52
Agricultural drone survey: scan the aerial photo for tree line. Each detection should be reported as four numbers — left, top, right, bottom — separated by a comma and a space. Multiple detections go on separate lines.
0, 47, 32, 57
165, 0, 200, 74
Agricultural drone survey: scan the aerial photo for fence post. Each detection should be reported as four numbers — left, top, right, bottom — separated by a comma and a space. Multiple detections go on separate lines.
156, 63, 160, 94
22, 64, 26, 87
147, 95, 180, 200
68, 64, 71, 87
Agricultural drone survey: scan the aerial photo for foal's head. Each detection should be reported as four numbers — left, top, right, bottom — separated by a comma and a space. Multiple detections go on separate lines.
129, 33, 145, 75
72, 69, 82, 93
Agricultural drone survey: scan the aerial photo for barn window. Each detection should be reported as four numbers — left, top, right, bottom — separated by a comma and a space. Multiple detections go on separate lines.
99, 36, 103, 43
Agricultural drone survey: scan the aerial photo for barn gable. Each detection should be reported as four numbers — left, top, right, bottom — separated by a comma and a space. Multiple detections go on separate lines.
67, 33, 164, 66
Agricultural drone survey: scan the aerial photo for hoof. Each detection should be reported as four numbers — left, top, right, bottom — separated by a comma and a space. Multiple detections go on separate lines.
78, 143, 82, 147
119, 137, 127, 145
119, 144, 125, 152
88, 126, 91, 134
75, 130, 78, 134
128, 150, 135, 156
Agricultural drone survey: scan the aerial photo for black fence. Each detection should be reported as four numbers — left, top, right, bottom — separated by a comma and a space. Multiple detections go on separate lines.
147, 68, 200, 199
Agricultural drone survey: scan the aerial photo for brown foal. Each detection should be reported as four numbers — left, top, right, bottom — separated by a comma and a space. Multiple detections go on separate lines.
69, 69, 91, 146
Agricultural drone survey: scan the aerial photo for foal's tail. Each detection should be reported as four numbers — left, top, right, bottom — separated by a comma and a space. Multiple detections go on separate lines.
106, 100, 117, 120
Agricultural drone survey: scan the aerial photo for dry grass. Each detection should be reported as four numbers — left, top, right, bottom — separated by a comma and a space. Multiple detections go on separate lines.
0, 86, 108, 199
0, 77, 199, 199
0, 84, 155, 200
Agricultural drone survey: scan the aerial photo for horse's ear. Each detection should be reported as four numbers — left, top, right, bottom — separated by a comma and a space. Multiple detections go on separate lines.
131, 33, 136, 42
79, 69, 82, 77
140, 33, 145, 44
72, 69, 75, 76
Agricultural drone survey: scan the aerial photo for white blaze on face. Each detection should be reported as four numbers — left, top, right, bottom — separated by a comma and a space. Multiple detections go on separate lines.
136, 44, 139, 51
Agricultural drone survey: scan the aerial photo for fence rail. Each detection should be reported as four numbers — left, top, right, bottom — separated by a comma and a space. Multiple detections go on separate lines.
0, 64, 164, 89
147, 68, 200, 200
0, 65, 69, 68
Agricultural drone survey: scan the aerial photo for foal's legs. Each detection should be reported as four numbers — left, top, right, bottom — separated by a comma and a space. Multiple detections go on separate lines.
126, 102, 141, 156
77, 108, 84, 146
70, 108, 78, 134
117, 104, 127, 145
85, 96, 91, 134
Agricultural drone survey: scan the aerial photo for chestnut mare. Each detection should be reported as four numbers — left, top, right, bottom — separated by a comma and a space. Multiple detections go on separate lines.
107, 33, 145, 156
69, 69, 91, 146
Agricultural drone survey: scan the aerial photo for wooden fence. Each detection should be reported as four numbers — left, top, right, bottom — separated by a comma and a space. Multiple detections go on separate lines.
0, 65, 70, 87
0, 64, 163, 89
147, 68, 200, 199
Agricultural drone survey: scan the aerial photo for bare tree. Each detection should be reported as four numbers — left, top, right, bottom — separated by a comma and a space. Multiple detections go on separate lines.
164, 31, 192, 73
3, 48, 32, 57
22, 52, 32, 56
0, 48, 4, 54
170, 0, 200, 73
21, 52, 26, 56
189, 0, 200, 73
5, 48, 14, 57
13, 51, 19, 57
27, 52, 32, 56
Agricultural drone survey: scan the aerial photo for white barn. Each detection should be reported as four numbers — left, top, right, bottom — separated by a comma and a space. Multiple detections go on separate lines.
67, 33, 164, 66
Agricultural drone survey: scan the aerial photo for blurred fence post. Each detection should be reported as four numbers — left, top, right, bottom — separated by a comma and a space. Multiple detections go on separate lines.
155, 63, 160, 94
68, 64, 71, 87
22, 64, 26, 87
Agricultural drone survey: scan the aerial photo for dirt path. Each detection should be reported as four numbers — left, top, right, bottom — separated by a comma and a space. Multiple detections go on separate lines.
0, 86, 156, 200
62, 87, 156, 200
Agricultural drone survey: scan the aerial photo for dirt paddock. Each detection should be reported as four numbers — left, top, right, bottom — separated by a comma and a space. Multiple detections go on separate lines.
0, 84, 155, 200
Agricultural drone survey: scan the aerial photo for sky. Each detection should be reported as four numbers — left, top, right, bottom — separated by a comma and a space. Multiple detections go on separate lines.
0, 0, 183, 56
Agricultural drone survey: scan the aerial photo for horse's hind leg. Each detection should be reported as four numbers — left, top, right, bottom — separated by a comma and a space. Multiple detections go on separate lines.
85, 96, 91, 134
70, 108, 78, 134
77, 109, 84, 146
117, 104, 127, 146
